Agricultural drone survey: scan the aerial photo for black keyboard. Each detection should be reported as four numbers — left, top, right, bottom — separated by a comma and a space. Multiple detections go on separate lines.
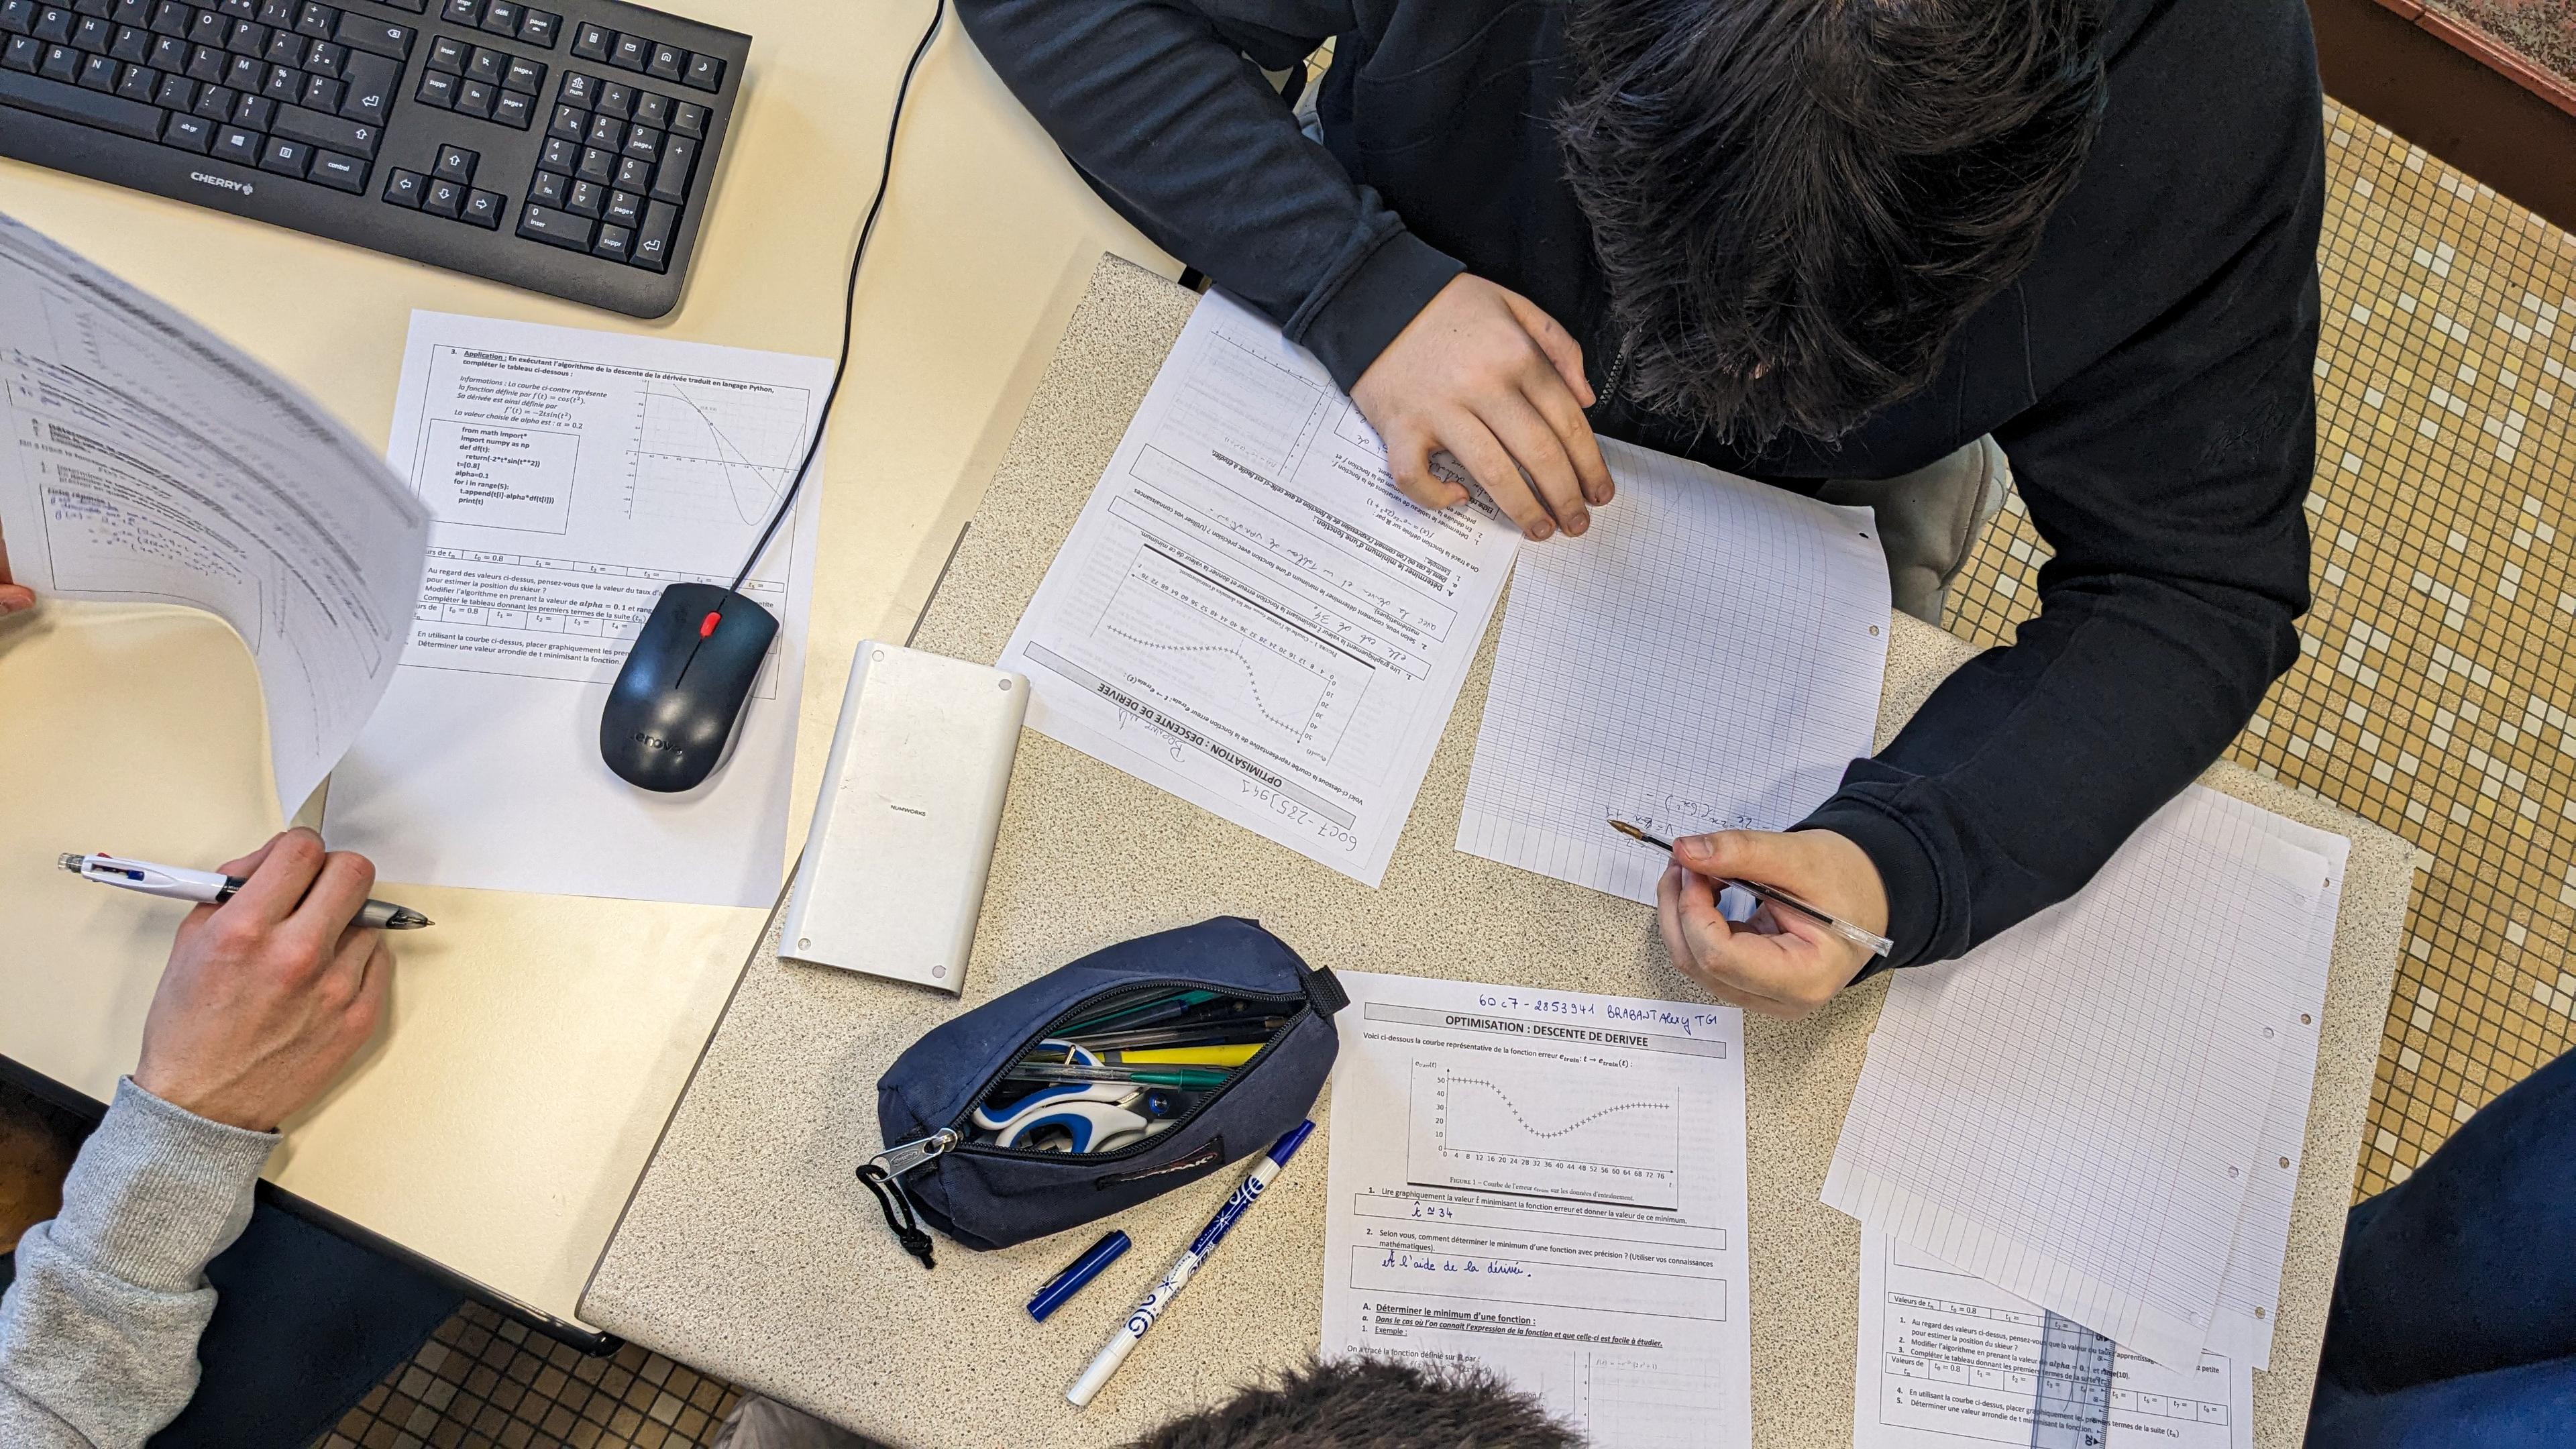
0, 0, 745, 316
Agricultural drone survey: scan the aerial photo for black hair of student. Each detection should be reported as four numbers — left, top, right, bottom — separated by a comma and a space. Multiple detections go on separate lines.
1122, 1357, 1581, 1449
1558, 0, 2108, 444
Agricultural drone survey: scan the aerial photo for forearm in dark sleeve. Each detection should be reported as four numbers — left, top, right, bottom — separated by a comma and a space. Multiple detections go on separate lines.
1801, 213, 2320, 971
955, 0, 1460, 389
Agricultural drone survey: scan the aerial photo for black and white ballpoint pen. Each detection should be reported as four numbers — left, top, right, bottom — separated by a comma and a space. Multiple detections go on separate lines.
58, 851, 433, 930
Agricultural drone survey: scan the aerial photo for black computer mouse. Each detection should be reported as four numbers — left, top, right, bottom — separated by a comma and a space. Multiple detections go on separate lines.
600, 582, 780, 792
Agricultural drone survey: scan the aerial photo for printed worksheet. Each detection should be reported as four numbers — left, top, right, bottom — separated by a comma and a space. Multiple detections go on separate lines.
1320, 971, 1753, 1449
998, 291, 1521, 885
323, 313, 826, 906
1856, 1233, 2251, 1449
0, 215, 429, 818
1456, 439, 1888, 904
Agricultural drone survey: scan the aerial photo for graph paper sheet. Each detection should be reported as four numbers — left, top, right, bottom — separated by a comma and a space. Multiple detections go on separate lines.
1320, 971, 1754, 1449
1854, 1232, 2251, 1449
325, 312, 829, 906
1824, 786, 2342, 1368
999, 291, 1521, 885
1455, 440, 1889, 904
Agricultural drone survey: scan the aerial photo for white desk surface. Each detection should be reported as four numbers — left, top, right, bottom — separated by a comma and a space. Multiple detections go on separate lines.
0, 1, 1171, 1329
580, 259, 2415, 1448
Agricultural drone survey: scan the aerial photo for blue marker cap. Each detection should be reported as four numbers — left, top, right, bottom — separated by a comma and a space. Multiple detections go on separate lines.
1028, 1230, 1132, 1322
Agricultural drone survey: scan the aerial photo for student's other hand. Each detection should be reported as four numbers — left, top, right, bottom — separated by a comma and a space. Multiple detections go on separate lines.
1656, 829, 1888, 1018
135, 828, 395, 1132
0, 518, 32, 616
1352, 274, 1614, 541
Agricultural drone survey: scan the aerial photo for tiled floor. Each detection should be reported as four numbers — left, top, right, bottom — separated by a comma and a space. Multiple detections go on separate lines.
1950, 97, 2576, 1199
324, 93, 2576, 1447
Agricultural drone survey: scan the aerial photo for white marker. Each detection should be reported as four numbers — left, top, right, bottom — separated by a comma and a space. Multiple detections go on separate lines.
59, 851, 432, 930
1066, 1120, 1316, 1408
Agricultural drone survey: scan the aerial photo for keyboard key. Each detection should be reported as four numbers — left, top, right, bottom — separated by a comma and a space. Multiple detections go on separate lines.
219, 14, 257, 53
514, 200, 589, 248
252, 57, 288, 95
667, 98, 701, 137
255, 130, 303, 171
566, 17, 602, 60
590, 76, 625, 115
0, 0, 32, 28
266, 95, 372, 153
461, 184, 502, 226
184, 9, 221, 47
113, 0, 150, 23
644, 40, 680, 82
453, 74, 488, 115
573, 142, 610, 182
38, 40, 74, 78
562, 176, 598, 215
630, 88, 665, 127
460, 42, 494, 82
158, 105, 211, 149
650, 132, 692, 202
227, 88, 263, 124
600, 186, 637, 227
329, 11, 405, 59
307, 146, 361, 189
523, 166, 560, 204
515, 6, 551, 47
108, 22, 148, 58
29, 1, 68, 38
146, 0, 182, 34
209, 117, 257, 160
423, 31, 459, 71
411, 65, 451, 106
0, 55, 160, 131
290, 0, 327, 40
380, 163, 422, 205
145, 30, 178, 66
590, 221, 627, 261
253, 24, 290, 62
422, 175, 460, 215
335, 46, 388, 117
0, 32, 36, 66
252, 0, 288, 21
553, 67, 587, 105
490, 85, 527, 126
543, 98, 579, 138
431, 140, 471, 181
183, 74, 223, 113
609, 152, 645, 191
580, 109, 611, 146
76, 49, 113, 88
630, 197, 674, 270
619, 122, 654, 161
499, 52, 535, 89
149, 66, 182, 101
296, 70, 334, 109
112, 58, 152, 98
476, 0, 511, 36
210, 0, 251, 18
182, 41, 217, 76
529, 135, 570, 172
435, 0, 472, 21
681, 51, 718, 92
606, 30, 643, 72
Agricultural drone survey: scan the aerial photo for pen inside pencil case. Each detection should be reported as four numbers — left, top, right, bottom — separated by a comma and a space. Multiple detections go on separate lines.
965, 995, 1298, 1154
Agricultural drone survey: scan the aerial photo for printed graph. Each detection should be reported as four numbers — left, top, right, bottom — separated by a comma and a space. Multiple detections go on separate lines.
1084, 541, 1366, 758
1406, 1058, 1682, 1210
623, 378, 813, 531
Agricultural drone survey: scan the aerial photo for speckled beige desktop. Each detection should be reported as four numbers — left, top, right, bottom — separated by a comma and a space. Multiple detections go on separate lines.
580, 258, 2414, 1448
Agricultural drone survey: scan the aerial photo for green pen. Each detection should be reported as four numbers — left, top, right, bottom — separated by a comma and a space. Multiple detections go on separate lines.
1002, 1063, 1235, 1090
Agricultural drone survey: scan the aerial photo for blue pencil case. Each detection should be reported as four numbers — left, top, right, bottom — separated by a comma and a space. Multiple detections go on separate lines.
860, 917, 1346, 1265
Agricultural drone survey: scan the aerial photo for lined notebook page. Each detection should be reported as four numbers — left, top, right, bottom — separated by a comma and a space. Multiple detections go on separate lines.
1823, 787, 2337, 1368
1457, 437, 1890, 904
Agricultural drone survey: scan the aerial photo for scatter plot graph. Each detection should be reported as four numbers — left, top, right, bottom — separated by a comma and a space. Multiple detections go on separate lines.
1407, 1059, 1682, 1209
624, 378, 814, 532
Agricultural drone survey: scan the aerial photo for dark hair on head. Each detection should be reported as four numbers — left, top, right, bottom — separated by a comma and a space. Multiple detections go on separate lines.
1558, 0, 2108, 444
1124, 1356, 1580, 1449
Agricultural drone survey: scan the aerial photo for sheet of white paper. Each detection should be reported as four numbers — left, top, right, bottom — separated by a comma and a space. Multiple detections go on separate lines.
2208, 820, 2347, 1370
1320, 971, 1754, 1449
1825, 786, 2339, 1368
1455, 439, 1888, 904
323, 313, 826, 906
996, 291, 1520, 886
1856, 1232, 2251, 1449
0, 215, 428, 818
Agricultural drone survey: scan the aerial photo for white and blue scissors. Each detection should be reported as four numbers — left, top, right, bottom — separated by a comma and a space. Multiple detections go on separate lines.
973, 1046, 1195, 1152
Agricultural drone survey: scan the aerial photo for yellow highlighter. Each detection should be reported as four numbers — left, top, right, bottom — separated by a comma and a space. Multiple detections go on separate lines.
1104, 1044, 1265, 1068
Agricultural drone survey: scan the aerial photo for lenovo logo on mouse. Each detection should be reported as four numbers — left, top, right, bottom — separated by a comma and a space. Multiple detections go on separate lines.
630, 732, 685, 755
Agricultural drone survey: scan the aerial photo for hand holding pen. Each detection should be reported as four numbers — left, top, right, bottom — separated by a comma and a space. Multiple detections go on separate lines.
1610, 819, 1892, 1020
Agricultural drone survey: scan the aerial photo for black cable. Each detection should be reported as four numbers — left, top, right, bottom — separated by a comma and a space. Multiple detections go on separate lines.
728, 0, 947, 595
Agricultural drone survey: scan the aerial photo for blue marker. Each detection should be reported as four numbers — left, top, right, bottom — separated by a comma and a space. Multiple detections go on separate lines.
1028, 1230, 1131, 1322
1065, 1121, 1316, 1407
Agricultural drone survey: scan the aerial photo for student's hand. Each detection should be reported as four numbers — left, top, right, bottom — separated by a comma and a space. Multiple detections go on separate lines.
1656, 829, 1888, 1018
134, 828, 396, 1132
0, 519, 32, 616
1352, 274, 1615, 541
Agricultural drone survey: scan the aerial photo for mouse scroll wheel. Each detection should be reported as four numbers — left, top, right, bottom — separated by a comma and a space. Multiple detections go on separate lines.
698, 611, 722, 639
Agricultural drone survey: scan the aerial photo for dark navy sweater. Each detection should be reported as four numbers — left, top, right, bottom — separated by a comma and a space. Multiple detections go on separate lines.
957, 0, 2324, 970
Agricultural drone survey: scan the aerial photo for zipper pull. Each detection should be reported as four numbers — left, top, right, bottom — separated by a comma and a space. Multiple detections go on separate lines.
857, 1128, 955, 1271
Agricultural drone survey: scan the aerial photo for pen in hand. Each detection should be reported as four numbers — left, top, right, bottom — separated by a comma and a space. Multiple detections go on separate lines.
60, 851, 433, 930
1608, 820, 1890, 958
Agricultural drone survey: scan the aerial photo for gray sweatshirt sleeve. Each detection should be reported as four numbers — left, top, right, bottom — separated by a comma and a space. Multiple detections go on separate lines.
0, 1079, 276, 1448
